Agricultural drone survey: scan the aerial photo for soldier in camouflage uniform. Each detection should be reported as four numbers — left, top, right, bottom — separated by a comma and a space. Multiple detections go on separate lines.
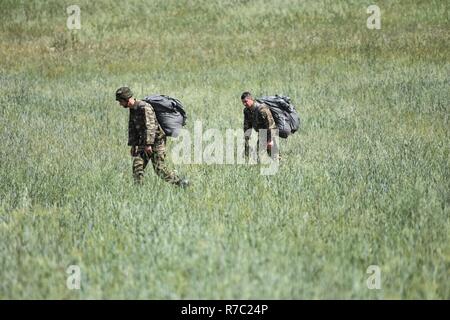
116, 87, 189, 187
241, 91, 280, 162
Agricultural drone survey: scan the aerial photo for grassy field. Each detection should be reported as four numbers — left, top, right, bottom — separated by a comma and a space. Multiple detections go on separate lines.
0, 0, 449, 299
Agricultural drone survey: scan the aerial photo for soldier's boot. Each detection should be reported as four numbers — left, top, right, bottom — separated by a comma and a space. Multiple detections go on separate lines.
175, 178, 190, 188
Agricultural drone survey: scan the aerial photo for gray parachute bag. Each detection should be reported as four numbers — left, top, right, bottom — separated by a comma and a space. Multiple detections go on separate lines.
256, 95, 300, 138
143, 95, 187, 138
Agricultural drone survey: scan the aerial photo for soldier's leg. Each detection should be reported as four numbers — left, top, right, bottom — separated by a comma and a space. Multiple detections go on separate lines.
132, 149, 149, 184
257, 130, 281, 163
150, 137, 181, 185
256, 136, 260, 163
256, 133, 266, 164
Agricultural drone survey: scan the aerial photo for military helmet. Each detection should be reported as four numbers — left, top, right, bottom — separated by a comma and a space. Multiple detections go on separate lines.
115, 86, 133, 101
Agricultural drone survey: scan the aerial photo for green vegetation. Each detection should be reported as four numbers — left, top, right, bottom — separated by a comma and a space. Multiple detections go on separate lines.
0, 0, 449, 299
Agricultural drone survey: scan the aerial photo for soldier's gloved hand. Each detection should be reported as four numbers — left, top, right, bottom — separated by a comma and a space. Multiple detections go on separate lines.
144, 145, 152, 156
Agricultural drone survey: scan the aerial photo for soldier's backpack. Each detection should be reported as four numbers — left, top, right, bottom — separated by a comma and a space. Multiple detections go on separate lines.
256, 95, 300, 139
143, 95, 187, 138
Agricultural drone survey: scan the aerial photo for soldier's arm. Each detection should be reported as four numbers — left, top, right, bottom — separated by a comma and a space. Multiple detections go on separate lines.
243, 109, 253, 139
243, 110, 252, 158
143, 105, 157, 145
128, 113, 138, 146
260, 107, 277, 141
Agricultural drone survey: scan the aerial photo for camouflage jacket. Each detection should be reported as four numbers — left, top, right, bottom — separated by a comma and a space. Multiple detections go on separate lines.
128, 100, 164, 146
243, 101, 277, 140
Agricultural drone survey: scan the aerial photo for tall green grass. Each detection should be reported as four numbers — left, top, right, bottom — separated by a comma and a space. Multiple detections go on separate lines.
0, 0, 449, 299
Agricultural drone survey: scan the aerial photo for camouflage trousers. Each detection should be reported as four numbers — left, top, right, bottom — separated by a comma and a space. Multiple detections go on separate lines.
132, 137, 181, 185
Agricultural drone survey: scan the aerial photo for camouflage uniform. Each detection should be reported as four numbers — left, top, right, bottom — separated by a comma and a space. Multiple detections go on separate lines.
243, 101, 279, 161
128, 99, 181, 185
